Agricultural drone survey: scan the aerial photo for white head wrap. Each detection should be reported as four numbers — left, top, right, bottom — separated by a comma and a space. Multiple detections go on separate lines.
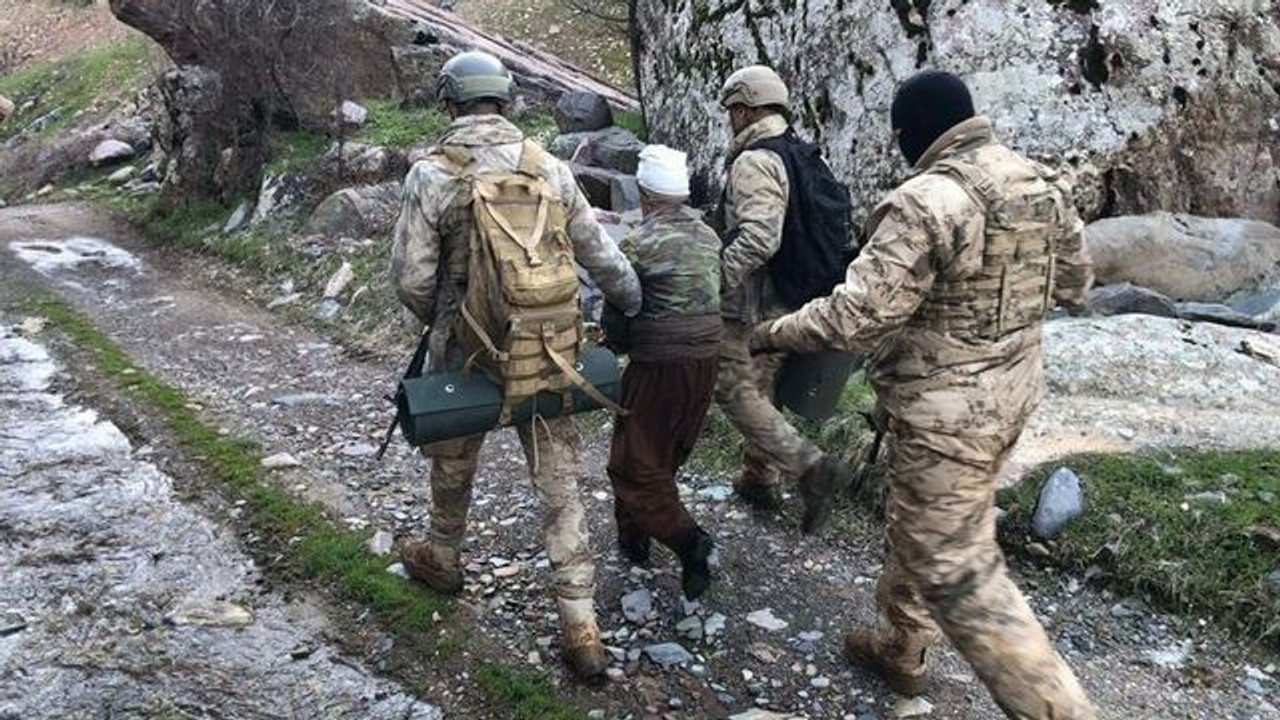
635, 144, 690, 197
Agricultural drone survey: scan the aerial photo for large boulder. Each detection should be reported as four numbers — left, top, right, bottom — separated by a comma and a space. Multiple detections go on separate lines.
635, 2, 1280, 222
550, 127, 645, 174
302, 182, 403, 239
0, 95, 15, 122
89, 140, 136, 166
1086, 214, 1280, 302
1004, 315, 1280, 483
554, 91, 613, 133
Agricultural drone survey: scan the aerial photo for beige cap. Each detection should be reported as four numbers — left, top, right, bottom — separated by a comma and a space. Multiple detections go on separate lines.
720, 65, 790, 111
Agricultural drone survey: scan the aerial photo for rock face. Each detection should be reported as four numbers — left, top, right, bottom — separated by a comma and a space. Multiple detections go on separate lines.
1004, 315, 1280, 483
1087, 283, 1177, 318
1087, 214, 1280, 302
634, 2, 1280, 222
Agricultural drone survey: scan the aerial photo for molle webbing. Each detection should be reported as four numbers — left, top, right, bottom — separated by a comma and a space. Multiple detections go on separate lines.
915, 158, 1060, 340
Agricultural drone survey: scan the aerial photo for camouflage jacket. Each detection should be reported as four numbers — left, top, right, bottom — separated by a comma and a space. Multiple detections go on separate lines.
764, 117, 1093, 447
390, 114, 642, 371
719, 113, 792, 324
622, 204, 722, 321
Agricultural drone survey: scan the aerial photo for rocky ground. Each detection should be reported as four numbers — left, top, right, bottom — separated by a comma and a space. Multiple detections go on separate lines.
2, 202, 1277, 719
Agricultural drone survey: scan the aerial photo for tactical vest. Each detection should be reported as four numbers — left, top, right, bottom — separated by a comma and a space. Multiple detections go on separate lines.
913, 157, 1062, 340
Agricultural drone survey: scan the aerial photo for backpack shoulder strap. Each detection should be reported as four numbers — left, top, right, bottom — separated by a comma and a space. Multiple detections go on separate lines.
433, 145, 474, 174
516, 139, 547, 179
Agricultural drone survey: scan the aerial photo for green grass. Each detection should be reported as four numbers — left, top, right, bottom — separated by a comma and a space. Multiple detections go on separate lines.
475, 663, 587, 720
354, 99, 450, 149
0, 37, 157, 141
999, 451, 1280, 642
687, 373, 877, 477
27, 298, 451, 635
513, 111, 560, 147
266, 129, 332, 174
613, 109, 648, 140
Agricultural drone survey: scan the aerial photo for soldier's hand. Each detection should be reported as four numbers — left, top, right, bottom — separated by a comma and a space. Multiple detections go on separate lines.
747, 321, 776, 355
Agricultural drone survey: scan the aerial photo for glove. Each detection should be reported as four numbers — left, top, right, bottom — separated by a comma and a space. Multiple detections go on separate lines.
747, 321, 776, 355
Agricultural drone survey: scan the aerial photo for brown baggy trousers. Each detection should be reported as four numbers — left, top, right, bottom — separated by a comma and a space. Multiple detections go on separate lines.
607, 357, 718, 550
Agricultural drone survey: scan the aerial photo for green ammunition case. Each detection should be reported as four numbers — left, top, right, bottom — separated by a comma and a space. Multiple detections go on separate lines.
396, 347, 624, 446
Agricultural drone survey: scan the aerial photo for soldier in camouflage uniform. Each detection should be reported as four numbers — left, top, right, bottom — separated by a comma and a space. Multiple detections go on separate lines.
716, 65, 850, 520
390, 51, 642, 680
751, 71, 1097, 717
605, 145, 722, 600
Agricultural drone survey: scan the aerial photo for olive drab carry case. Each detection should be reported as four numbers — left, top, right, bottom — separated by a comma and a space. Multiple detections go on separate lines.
396, 347, 623, 447
776, 351, 862, 421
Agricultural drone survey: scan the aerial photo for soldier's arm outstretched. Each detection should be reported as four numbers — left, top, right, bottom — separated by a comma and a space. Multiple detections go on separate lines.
757, 179, 979, 354
390, 161, 453, 325
553, 162, 643, 317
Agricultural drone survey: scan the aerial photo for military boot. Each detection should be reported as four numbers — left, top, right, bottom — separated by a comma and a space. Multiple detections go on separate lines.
733, 476, 783, 512
797, 455, 852, 535
558, 598, 610, 680
400, 540, 464, 595
843, 628, 930, 697
674, 527, 715, 601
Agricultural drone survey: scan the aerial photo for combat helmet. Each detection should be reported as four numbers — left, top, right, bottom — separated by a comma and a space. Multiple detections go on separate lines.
436, 51, 516, 106
720, 65, 790, 111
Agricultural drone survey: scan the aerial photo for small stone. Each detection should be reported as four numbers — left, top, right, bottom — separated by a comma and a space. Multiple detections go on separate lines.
747, 642, 781, 663
386, 563, 409, 579
810, 676, 831, 689
588, 711, 606, 719
165, 601, 254, 628
37, 184, 54, 196
340, 442, 377, 457
224, 201, 253, 233
324, 261, 355, 299
696, 484, 734, 502
261, 452, 301, 470
1032, 467, 1084, 540
1185, 490, 1229, 505
527, 650, 541, 665
1142, 641, 1192, 670
643, 642, 694, 667
676, 616, 703, 640
746, 608, 789, 632
337, 100, 368, 128
107, 165, 136, 185
893, 696, 934, 717
621, 588, 653, 624
704, 613, 727, 639
271, 392, 340, 408
366, 530, 395, 556
89, 139, 135, 166
605, 667, 626, 682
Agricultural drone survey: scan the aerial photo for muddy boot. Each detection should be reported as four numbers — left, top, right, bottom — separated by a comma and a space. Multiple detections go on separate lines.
843, 628, 930, 697
558, 599, 610, 681
734, 477, 783, 513
797, 455, 852, 535
674, 527, 715, 601
617, 529, 651, 566
399, 540, 463, 595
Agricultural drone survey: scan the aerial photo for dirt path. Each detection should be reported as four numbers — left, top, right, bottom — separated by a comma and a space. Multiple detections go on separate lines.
0, 310, 441, 718
1, 203, 1276, 719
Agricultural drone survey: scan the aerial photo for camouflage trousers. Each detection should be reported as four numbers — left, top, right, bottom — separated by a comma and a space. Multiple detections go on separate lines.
872, 421, 1096, 719
716, 321, 823, 486
422, 416, 594, 602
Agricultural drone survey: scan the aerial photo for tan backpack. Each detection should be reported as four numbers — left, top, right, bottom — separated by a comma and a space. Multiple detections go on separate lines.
438, 139, 622, 424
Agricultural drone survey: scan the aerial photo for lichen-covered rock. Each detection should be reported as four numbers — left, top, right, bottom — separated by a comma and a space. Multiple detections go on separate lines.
303, 182, 403, 239
1004, 315, 1280, 483
635, 1, 1280, 223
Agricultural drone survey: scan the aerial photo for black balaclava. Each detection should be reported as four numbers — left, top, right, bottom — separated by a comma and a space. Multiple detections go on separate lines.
890, 70, 976, 166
